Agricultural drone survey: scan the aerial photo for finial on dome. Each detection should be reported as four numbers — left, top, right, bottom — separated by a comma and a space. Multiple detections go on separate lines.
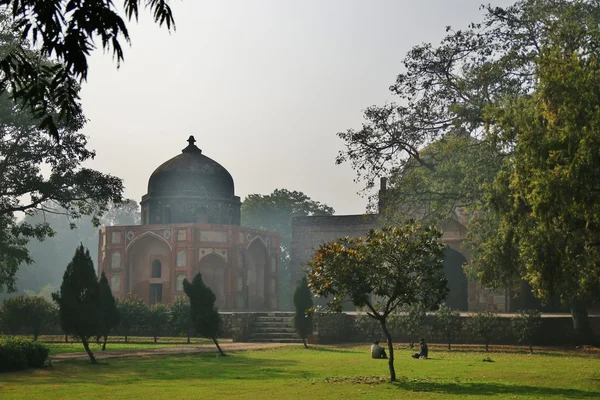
182, 135, 202, 154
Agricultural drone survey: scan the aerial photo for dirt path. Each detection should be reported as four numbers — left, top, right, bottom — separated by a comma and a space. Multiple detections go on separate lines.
51, 342, 295, 361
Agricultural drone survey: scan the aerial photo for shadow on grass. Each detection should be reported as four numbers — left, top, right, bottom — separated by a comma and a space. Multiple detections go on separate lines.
393, 379, 598, 398
306, 346, 358, 354
1, 353, 313, 385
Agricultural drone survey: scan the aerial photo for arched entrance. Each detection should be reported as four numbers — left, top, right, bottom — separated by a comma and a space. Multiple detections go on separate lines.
247, 238, 268, 310
193, 253, 227, 309
125, 233, 172, 304
442, 247, 469, 311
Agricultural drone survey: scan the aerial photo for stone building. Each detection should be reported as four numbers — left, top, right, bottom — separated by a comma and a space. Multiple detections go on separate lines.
290, 178, 508, 312
98, 136, 280, 310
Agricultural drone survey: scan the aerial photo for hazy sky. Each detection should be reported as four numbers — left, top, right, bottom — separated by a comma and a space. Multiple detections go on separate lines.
81, 0, 512, 216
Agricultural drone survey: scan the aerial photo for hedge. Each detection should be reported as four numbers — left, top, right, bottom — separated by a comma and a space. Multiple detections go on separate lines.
0, 337, 49, 372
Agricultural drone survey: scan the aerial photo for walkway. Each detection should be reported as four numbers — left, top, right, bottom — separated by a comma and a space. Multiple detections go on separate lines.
51, 342, 295, 362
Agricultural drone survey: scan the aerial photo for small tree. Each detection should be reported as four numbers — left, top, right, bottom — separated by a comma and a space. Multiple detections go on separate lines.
511, 309, 542, 353
170, 296, 193, 343
183, 273, 225, 356
468, 311, 499, 352
23, 296, 55, 341
147, 303, 170, 343
293, 276, 313, 348
307, 223, 447, 382
97, 272, 120, 350
435, 303, 462, 350
0, 296, 26, 334
52, 244, 100, 363
117, 293, 146, 342
390, 302, 427, 348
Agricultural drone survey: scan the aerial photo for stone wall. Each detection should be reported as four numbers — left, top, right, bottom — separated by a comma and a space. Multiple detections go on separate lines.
309, 312, 600, 346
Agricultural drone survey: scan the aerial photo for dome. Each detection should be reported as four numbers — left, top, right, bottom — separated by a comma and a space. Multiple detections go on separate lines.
147, 136, 235, 197
140, 136, 241, 226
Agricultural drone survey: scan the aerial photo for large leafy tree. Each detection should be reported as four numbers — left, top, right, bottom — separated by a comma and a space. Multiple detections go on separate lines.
52, 244, 100, 363
183, 273, 224, 356
307, 223, 447, 382
242, 189, 334, 309
0, 1, 175, 139
470, 46, 600, 345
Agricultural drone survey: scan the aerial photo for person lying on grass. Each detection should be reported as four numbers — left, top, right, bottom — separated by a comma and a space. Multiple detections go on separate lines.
370, 340, 387, 359
412, 338, 428, 359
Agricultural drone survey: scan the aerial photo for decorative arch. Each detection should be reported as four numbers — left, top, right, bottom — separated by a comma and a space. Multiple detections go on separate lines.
193, 253, 228, 309
198, 250, 227, 263
126, 231, 172, 253
442, 246, 469, 311
247, 235, 269, 254
247, 238, 269, 310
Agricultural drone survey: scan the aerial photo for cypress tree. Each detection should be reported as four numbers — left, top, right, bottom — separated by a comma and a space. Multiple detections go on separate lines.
293, 276, 313, 348
52, 244, 100, 363
183, 273, 224, 356
98, 272, 120, 351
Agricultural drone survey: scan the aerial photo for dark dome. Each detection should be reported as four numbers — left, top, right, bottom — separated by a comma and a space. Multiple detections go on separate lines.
147, 136, 235, 197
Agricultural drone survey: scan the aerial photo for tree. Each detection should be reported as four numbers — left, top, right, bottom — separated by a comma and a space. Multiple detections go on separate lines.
183, 273, 225, 356
307, 223, 447, 382
293, 276, 313, 348
468, 311, 499, 352
117, 293, 146, 343
0, 1, 175, 139
242, 189, 334, 310
22, 295, 54, 341
469, 46, 600, 345
97, 272, 119, 351
170, 296, 193, 344
52, 244, 100, 363
435, 303, 462, 350
511, 309, 542, 353
146, 303, 170, 344
389, 303, 427, 349
0, 295, 25, 334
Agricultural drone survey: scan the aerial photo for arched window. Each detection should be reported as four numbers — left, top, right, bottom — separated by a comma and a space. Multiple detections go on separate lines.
176, 250, 187, 267
111, 252, 121, 270
110, 275, 121, 291
176, 274, 186, 292
152, 259, 162, 278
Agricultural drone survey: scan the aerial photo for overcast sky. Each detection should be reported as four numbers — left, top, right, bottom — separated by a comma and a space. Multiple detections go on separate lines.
81, 0, 512, 216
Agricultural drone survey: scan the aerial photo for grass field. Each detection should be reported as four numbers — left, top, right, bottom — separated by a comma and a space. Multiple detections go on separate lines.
1, 345, 599, 399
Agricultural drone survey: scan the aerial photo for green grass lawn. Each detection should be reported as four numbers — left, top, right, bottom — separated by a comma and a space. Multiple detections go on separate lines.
1, 345, 599, 399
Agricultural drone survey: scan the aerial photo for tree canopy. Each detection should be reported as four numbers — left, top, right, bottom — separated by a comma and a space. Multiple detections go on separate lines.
307, 223, 447, 382
242, 189, 334, 309
0, 1, 175, 139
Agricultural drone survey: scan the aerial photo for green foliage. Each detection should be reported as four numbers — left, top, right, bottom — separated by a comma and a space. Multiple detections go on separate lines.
146, 303, 171, 343
307, 222, 447, 382
0, 295, 54, 340
183, 273, 224, 355
97, 272, 120, 348
241, 189, 334, 310
51, 244, 100, 362
0, 336, 49, 372
468, 311, 499, 352
170, 296, 193, 342
0, 2, 175, 139
293, 276, 313, 347
511, 309, 542, 353
389, 303, 427, 348
434, 303, 462, 350
117, 293, 146, 342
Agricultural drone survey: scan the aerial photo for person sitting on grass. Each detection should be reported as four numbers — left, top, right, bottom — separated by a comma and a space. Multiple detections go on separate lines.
370, 340, 387, 359
411, 338, 428, 359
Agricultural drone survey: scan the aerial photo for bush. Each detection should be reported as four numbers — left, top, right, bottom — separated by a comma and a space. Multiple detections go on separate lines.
0, 337, 49, 372
511, 309, 542, 353
468, 311, 499, 351
435, 303, 462, 350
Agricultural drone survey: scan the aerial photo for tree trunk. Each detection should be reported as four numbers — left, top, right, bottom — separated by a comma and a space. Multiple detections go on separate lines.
448, 342, 451, 351
33, 331, 39, 342
302, 337, 308, 349
102, 335, 108, 351
379, 319, 396, 382
64, 334, 68, 343
81, 336, 97, 364
96, 336, 100, 345
529, 343, 533, 353
213, 338, 226, 356
187, 336, 190, 344
154, 336, 157, 344
485, 342, 489, 352
571, 302, 597, 346
125, 334, 128, 343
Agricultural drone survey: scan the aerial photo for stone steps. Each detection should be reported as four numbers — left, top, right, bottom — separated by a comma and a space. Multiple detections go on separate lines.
246, 312, 303, 343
